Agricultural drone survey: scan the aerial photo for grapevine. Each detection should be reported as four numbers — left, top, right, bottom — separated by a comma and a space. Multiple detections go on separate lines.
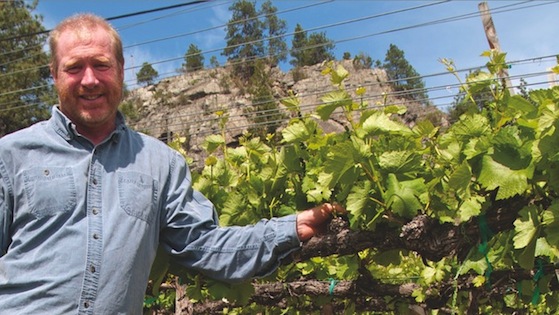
146, 52, 559, 314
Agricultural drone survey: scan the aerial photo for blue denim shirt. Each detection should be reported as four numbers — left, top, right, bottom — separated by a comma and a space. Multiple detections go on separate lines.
0, 107, 300, 314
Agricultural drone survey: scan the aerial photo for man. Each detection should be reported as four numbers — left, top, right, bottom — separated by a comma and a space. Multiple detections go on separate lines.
0, 14, 343, 314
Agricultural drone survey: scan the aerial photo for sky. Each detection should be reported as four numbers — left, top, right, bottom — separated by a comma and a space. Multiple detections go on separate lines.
33, 0, 559, 110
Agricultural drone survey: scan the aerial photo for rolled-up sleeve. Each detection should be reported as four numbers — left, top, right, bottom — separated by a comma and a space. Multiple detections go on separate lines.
159, 154, 301, 283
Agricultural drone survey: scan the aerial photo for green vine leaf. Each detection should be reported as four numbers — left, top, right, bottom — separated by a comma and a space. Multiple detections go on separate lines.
346, 181, 378, 229
279, 145, 304, 173
220, 192, 253, 225
543, 201, 559, 247
305, 179, 332, 203
508, 94, 537, 116
459, 250, 489, 275
465, 71, 493, 95
384, 174, 427, 218
361, 111, 413, 136
319, 141, 364, 191
513, 206, 540, 269
383, 105, 407, 115
450, 114, 491, 141
412, 119, 438, 139
378, 150, 422, 175
328, 63, 350, 86
457, 195, 484, 222
202, 134, 225, 154
448, 161, 472, 200
472, 275, 486, 288
421, 260, 450, 285
317, 90, 352, 120
535, 237, 559, 260
477, 154, 533, 200
281, 119, 318, 143
280, 90, 300, 113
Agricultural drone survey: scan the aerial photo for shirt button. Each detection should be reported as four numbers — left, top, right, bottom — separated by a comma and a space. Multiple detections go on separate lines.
92, 178, 98, 185
84, 301, 90, 308
92, 208, 99, 215
93, 233, 99, 240
90, 265, 96, 273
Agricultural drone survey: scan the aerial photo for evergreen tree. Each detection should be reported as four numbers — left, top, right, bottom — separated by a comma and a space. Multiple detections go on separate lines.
222, 0, 263, 80
0, 0, 53, 136
182, 43, 204, 72
261, 0, 287, 66
306, 32, 335, 65
381, 44, 429, 105
290, 24, 335, 67
222, 1, 287, 78
209, 56, 220, 68
136, 62, 158, 86
290, 23, 307, 67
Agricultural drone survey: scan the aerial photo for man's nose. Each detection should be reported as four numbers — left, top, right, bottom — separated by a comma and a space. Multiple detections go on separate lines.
81, 67, 99, 87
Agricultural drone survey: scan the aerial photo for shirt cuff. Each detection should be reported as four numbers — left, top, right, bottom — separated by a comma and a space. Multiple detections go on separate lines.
274, 214, 302, 253
248, 214, 303, 279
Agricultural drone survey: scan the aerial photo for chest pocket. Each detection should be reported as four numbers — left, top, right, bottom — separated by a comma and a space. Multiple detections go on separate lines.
117, 171, 158, 223
23, 167, 77, 218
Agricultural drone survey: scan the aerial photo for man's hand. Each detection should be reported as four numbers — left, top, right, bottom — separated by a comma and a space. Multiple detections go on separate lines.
296, 203, 346, 241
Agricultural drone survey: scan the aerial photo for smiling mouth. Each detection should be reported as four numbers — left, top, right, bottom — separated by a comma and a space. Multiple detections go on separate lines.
81, 94, 102, 100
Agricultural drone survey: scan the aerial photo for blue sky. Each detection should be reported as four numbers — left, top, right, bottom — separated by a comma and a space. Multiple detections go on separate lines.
34, 0, 559, 110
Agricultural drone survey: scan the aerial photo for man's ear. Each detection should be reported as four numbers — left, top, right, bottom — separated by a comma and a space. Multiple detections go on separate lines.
119, 62, 125, 80
50, 64, 57, 81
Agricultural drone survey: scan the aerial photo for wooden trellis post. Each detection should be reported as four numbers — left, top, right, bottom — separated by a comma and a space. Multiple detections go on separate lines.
478, 2, 515, 95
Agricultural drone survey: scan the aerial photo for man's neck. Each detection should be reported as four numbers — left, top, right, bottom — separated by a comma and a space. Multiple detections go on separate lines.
76, 122, 116, 146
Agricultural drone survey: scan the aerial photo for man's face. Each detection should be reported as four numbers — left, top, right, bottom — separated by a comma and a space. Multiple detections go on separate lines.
52, 26, 124, 135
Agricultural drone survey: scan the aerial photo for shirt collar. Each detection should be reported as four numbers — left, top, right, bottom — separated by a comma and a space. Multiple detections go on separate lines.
49, 105, 127, 143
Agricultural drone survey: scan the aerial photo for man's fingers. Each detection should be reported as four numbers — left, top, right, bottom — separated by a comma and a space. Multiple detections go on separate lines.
319, 202, 346, 216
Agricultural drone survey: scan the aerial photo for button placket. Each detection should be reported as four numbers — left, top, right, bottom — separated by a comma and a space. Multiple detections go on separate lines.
79, 151, 104, 314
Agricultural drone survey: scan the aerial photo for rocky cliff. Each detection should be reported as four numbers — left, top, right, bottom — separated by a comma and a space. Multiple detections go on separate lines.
124, 60, 445, 169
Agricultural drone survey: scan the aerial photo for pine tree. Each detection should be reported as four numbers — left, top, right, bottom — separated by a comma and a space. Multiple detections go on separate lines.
290, 24, 307, 67
222, 0, 263, 80
209, 56, 220, 68
261, 0, 287, 67
305, 31, 335, 65
222, 0, 287, 79
0, 0, 54, 136
182, 43, 204, 72
136, 62, 158, 86
290, 24, 335, 67
381, 44, 429, 105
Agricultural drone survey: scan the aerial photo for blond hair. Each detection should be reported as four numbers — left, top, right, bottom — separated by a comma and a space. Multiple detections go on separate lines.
49, 13, 124, 72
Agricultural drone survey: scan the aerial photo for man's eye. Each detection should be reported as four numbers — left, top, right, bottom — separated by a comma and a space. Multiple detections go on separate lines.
96, 64, 111, 71
65, 66, 82, 74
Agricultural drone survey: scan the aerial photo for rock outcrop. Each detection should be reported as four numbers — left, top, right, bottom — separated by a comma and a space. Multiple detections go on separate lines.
124, 60, 445, 169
